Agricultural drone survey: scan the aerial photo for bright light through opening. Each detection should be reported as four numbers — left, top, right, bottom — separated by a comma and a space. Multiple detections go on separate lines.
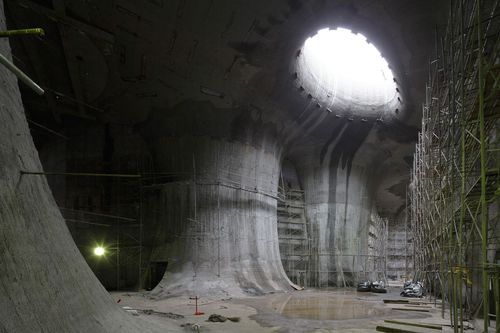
94, 246, 105, 256
298, 28, 398, 115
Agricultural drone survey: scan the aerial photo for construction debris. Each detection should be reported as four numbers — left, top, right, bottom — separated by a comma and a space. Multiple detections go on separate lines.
356, 280, 387, 293
400, 281, 425, 298
371, 280, 387, 293
139, 309, 184, 319
207, 314, 240, 322
180, 323, 201, 332
357, 281, 371, 292
121, 306, 139, 316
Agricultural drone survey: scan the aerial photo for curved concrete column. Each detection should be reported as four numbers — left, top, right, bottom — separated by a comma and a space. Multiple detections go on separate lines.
142, 103, 293, 297
0, 5, 171, 331
294, 123, 374, 287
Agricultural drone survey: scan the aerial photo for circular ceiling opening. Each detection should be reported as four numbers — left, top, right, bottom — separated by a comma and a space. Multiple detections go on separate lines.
296, 28, 399, 117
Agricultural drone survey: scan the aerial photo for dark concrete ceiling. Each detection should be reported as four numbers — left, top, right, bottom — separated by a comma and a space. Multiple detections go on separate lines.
5, 0, 448, 219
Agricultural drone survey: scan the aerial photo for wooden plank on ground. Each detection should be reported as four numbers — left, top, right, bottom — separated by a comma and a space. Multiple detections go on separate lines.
391, 307, 430, 312
404, 305, 433, 308
376, 325, 418, 333
384, 319, 442, 330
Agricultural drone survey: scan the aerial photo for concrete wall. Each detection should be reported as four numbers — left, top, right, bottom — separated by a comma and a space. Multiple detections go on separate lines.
0, 3, 172, 331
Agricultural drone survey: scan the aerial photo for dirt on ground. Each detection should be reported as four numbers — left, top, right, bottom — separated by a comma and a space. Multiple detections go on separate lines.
110, 287, 458, 333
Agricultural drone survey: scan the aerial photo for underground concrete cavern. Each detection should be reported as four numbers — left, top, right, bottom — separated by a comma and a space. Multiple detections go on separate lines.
1, 0, 499, 332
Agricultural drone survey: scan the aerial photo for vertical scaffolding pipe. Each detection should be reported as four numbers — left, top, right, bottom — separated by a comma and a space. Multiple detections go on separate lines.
138, 179, 143, 290
215, 150, 221, 278
117, 218, 120, 290
405, 187, 409, 282
192, 154, 197, 278
217, 183, 221, 277
494, 268, 499, 332
476, 0, 490, 330
449, 3, 459, 329
459, 0, 466, 330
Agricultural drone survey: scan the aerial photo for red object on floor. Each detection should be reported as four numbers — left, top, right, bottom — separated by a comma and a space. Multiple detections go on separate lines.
189, 296, 204, 315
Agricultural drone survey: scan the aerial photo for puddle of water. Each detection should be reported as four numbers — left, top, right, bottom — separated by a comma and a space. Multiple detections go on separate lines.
274, 295, 387, 320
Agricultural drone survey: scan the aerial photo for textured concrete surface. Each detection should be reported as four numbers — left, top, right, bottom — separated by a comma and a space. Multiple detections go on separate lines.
141, 102, 293, 297
292, 124, 377, 286
112, 289, 456, 333
1, 0, 451, 320
0, 4, 175, 331
5, 0, 448, 220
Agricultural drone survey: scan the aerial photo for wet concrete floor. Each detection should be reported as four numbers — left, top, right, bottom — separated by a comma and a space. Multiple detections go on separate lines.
272, 292, 390, 320
238, 289, 431, 332
112, 288, 448, 332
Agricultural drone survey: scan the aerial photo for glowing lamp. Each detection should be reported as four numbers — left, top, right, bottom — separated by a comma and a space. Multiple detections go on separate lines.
94, 246, 105, 256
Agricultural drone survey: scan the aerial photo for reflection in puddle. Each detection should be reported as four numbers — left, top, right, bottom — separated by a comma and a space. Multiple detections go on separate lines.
274, 295, 387, 320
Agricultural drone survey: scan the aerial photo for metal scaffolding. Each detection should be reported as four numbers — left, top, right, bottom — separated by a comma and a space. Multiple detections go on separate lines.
410, 0, 500, 331
276, 177, 389, 288
367, 213, 389, 285
277, 184, 312, 287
